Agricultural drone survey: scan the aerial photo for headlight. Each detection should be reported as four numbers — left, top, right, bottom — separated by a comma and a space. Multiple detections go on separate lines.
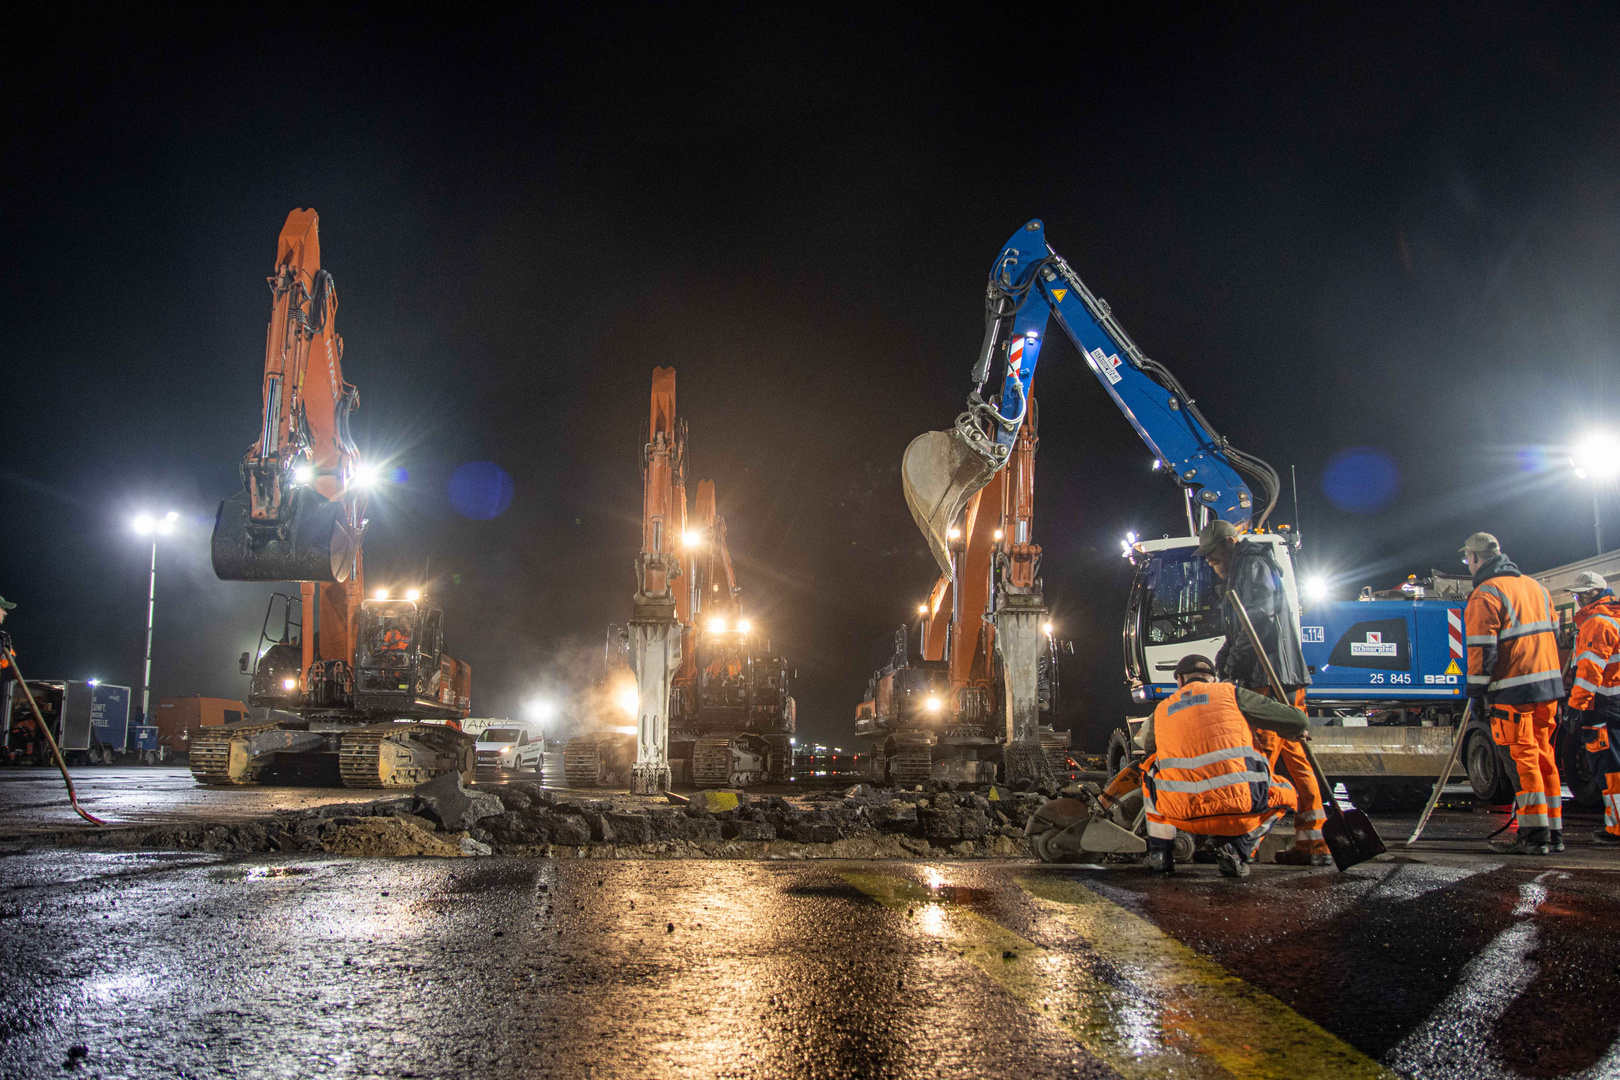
281, 678, 297, 691
924, 697, 942, 713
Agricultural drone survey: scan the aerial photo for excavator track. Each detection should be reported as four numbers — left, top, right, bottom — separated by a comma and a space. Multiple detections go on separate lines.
563, 738, 604, 786
338, 722, 474, 789
888, 746, 934, 787
188, 720, 283, 786
692, 738, 736, 788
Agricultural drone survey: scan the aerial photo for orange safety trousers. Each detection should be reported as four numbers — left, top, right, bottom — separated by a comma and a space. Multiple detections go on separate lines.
1490, 701, 1562, 843
1251, 687, 1329, 855
1582, 720, 1620, 838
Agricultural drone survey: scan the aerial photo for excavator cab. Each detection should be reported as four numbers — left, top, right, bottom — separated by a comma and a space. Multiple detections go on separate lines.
353, 599, 468, 719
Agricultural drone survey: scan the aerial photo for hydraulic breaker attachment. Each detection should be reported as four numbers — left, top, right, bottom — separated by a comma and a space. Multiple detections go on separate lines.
211, 487, 363, 583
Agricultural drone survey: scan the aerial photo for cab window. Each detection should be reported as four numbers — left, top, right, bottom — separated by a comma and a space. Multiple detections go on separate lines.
1145, 551, 1221, 646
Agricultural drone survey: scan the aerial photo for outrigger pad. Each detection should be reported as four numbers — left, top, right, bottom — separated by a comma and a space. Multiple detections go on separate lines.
211, 487, 361, 583
901, 428, 999, 576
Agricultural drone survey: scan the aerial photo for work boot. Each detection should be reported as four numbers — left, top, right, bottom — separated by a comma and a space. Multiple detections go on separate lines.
1215, 843, 1250, 878
1144, 849, 1175, 874
1490, 837, 1550, 856
1593, 830, 1620, 846
1274, 848, 1332, 867
1550, 830, 1565, 853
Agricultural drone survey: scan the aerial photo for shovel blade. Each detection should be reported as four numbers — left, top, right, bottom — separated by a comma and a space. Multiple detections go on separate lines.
1322, 808, 1386, 871
902, 428, 1000, 576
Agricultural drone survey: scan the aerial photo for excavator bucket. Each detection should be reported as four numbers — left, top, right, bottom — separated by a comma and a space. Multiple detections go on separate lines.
902, 427, 1001, 575
211, 487, 362, 583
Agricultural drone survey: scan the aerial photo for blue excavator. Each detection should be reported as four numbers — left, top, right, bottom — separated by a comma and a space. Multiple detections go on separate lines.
886, 218, 1525, 825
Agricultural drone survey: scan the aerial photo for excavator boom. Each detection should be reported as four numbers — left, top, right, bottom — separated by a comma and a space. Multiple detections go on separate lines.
211, 209, 364, 584
903, 218, 1277, 574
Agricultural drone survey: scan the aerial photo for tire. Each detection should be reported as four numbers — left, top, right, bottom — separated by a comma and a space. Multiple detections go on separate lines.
1466, 731, 1515, 804
1559, 731, 1604, 810
1106, 728, 1132, 779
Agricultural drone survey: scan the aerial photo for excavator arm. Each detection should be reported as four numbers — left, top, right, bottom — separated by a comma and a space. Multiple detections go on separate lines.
211, 209, 366, 584
689, 480, 741, 625
903, 218, 1278, 574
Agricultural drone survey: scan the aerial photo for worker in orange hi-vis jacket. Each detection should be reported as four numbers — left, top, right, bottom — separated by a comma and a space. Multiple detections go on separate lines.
1462, 532, 1566, 856
1567, 571, 1620, 846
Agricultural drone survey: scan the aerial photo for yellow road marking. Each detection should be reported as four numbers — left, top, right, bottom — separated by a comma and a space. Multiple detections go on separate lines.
841, 870, 1398, 1080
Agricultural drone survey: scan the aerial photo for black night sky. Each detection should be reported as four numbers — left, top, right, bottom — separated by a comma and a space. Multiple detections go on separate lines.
4, 8, 1618, 750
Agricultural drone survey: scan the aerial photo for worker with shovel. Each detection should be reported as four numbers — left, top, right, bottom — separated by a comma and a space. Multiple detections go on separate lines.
1143, 653, 1305, 877
1568, 571, 1620, 846
1462, 532, 1565, 855
1199, 520, 1331, 866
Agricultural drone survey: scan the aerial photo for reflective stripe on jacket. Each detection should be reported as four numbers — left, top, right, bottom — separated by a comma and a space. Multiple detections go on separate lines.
1465, 559, 1562, 706
1571, 594, 1620, 721
1144, 681, 1281, 826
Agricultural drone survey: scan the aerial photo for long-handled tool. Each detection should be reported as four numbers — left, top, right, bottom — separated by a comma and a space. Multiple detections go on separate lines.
1405, 699, 1472, 845
1227, 593, 1385, 870
3, 646, 107, 826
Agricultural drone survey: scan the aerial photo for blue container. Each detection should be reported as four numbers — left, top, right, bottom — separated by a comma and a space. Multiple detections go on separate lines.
89, 684, 133, 750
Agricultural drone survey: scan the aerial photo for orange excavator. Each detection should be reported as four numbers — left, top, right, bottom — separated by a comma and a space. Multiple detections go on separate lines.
199, 209, 473, 787
672, 480, 796, 787
856, 409, 1071, 786
565, 369, 794, 790
564, 368, 686, 791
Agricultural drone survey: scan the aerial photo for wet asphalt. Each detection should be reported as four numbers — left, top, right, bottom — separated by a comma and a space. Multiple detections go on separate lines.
4, 768, 1620, 1078
2, 847, 1619, 1078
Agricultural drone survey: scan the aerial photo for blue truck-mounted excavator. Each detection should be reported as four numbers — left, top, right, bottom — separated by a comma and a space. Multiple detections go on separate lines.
892, 218, 1589, 811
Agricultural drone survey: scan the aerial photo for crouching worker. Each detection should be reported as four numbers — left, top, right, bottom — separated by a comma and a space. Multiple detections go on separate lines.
1143, 654, 1308, 878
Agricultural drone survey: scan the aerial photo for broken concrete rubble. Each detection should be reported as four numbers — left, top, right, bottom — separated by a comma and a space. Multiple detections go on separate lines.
4, 779, 1050, 860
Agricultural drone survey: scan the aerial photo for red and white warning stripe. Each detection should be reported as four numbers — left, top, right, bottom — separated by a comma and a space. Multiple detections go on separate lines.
1009, 336, 1025, 375
1448, 608, 1464, 658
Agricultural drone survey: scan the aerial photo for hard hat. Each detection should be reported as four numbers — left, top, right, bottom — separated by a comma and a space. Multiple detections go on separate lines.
1459, 531, 1500, 556
1570, 570, 1608, 595
1173, 653, 1217, 678
1195, 520, 1239, 556
0, 595, 14, 610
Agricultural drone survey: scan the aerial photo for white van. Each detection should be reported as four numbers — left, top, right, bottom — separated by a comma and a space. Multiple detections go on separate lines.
475, 725, 544, 775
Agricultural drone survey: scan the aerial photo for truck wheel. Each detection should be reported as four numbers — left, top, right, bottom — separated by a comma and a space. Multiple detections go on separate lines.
1465, 732, 1514, 804
1106, 728, 1131, 779
1559, 734, 1604, 810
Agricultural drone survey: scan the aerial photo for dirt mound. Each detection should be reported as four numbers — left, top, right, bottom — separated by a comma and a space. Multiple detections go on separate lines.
321, 816, 464, 857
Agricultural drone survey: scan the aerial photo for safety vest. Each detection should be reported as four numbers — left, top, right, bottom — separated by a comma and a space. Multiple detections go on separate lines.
1571, 595, 1620, 722
1144, 681, 1280, 826
1466, 572, 1563, 706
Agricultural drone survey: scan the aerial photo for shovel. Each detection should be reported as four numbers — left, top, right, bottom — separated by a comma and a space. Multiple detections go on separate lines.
1227, 592, 1387, 870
